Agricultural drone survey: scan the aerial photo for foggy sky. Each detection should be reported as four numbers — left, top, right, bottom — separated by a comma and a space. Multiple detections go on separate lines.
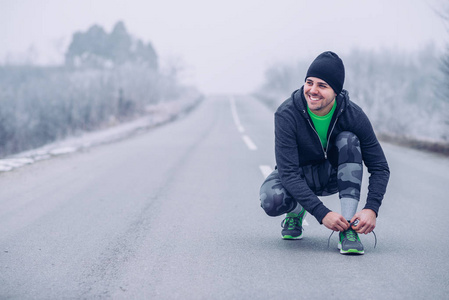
0, 0, 446, 94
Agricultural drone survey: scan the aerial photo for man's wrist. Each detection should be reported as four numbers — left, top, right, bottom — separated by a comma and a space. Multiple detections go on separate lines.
362, 208, 377, 217
362, 205, 378, 217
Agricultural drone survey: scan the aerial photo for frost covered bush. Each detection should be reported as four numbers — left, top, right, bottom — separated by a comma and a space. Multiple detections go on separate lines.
0, 22, 201, 158
0, 64, 195, 157
344, 46, 447, 142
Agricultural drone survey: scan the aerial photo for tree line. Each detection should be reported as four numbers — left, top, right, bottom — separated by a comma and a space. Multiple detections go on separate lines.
0, 22, 200, 158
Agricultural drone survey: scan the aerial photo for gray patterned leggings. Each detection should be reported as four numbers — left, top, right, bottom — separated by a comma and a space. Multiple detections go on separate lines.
260, 131, 363, 217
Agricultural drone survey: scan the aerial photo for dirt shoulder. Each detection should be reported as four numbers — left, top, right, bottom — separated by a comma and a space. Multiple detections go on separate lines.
377, 133, 449, 157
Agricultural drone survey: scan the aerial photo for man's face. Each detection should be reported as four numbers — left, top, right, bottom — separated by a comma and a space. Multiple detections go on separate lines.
303, 77, 337, 116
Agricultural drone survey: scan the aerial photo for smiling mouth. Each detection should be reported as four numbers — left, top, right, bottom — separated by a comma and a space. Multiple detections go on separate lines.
308, 94, 321, 101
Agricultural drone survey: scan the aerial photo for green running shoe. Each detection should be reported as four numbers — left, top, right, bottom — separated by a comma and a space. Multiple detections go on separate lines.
281, 209, 307, 240
338, 227, 364, 254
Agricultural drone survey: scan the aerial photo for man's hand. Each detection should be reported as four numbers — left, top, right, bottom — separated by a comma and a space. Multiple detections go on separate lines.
322, 212, 349, 232
350, 209, 376, 234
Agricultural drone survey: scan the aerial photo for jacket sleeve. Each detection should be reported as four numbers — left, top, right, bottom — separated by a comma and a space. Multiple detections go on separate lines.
275, 112, 331, 223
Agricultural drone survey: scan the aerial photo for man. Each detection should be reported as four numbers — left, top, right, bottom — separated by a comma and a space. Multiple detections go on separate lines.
259, 51, 390, 255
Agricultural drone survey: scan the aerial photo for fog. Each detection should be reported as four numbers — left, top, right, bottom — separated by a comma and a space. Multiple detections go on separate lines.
0, 0, 446, 94
0, 0, 448, 159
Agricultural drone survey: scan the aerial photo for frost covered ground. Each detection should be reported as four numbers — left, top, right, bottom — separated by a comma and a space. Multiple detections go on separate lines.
0, 98, 201, 172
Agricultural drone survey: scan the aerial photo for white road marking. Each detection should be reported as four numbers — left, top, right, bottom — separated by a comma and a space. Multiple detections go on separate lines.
231, 99, 307, 225
230, 96, 245, 133
242, 135, 257, 151
230, 96, 258, 150
259, 165, 273, 179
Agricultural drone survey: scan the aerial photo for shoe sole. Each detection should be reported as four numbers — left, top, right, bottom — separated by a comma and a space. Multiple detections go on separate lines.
338, 243, 364, 255
282, 234, 303, 240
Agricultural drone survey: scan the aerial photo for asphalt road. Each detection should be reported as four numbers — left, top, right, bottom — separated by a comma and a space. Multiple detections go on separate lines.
0, 95, 448, 299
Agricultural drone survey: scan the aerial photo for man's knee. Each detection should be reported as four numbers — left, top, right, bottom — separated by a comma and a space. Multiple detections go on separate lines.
259, 175, 294, 217
335, 131, 362, 164
260, 183, 281, 217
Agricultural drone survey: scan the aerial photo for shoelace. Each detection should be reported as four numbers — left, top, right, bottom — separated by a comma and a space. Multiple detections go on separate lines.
281, 216, 296, 229
281, 215, 303, 230
344, 228, 358, 242
327, 221, 377, 248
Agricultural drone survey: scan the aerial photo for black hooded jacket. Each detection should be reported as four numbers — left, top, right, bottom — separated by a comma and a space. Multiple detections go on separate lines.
275, 87, 390, 223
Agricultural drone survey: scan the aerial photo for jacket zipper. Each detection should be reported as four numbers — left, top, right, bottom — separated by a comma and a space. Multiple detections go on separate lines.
306, 118, 327, 159
304, 109, 343, 160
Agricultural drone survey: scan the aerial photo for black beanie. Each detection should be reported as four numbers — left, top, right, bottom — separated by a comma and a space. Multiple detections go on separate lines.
305, 51, 345, 95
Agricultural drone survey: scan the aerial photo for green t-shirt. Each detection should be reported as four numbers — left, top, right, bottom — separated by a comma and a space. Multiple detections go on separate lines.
307, 100, 337, 149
